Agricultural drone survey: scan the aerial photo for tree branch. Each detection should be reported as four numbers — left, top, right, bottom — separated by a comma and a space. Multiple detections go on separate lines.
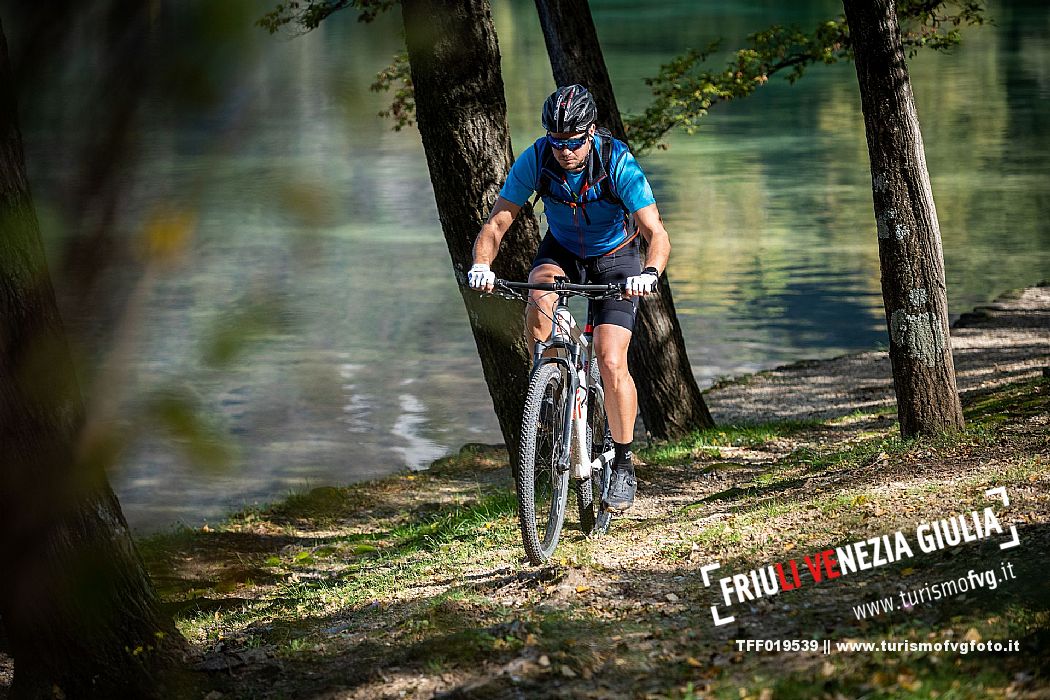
625, 0, 987, 153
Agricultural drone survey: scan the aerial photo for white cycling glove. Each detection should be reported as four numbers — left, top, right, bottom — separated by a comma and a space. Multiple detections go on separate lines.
468, 263, 496, 291
626, 267, 659, 296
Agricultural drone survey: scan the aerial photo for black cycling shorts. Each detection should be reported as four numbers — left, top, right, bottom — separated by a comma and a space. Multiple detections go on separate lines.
531, 232, 641, 332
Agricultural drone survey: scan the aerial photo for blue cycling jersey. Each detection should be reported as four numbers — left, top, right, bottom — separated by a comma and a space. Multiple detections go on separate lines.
499, 133, 656, 257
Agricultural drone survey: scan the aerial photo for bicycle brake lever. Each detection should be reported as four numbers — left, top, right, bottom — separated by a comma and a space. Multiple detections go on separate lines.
489, 285, 526, 301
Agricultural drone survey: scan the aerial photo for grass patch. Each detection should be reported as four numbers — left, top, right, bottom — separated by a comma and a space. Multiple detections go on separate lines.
165, 488, 521, 649
963, 377, 1048, 427
641, 421, 820, 465
428, 442, 509, 473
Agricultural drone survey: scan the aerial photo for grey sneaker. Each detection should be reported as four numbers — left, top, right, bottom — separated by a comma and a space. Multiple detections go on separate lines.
605, 462, 637, 511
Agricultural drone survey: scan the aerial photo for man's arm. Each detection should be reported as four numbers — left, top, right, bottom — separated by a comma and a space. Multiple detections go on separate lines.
625, 203, 670, 297
469, 196, 522, 292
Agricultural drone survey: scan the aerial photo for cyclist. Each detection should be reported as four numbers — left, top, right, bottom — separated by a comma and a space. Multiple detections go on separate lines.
467, 84, 670, 512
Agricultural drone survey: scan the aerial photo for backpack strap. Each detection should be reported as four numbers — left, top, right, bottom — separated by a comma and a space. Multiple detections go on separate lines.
594, 127, 626, 211
531, 138, 557, 209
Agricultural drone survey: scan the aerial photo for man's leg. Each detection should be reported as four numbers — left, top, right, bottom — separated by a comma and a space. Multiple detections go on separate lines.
525, 263, 564, 355
594, 323, 638, 510
593, 324, 636, 443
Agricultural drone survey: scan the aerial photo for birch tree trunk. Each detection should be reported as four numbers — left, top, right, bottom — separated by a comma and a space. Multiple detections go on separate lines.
842, 0, 965, 436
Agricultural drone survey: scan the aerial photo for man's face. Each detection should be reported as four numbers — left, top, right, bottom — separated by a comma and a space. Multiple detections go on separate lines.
547, 124, 595, 172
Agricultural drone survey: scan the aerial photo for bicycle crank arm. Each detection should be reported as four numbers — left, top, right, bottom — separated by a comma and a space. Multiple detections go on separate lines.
588, 449, 616, 475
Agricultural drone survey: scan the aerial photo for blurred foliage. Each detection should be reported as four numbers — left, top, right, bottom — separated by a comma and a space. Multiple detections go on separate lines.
202, 295, 290, 369
625, 0, 988, 152
256, 0, 395, 34
146, 385, 236, 471
139, 207, 198, 265
370, 51, 414, 131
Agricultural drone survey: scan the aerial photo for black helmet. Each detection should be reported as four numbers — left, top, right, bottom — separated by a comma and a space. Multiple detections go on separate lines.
541, 84, 597, 133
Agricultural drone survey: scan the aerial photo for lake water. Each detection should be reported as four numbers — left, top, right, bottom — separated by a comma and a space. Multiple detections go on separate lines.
20, 0, 1050, 532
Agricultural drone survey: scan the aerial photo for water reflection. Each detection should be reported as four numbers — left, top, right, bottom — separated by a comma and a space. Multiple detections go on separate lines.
18, 0, 1050, 531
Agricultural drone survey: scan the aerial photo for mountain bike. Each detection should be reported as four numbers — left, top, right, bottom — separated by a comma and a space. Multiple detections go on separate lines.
492, 277, 624, 565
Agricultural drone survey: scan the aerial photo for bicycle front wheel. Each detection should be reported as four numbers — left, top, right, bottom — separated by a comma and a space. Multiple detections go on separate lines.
517, 362, 571, 565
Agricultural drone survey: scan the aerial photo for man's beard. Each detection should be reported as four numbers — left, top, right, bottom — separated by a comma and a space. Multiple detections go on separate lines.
559, 155, 587, 173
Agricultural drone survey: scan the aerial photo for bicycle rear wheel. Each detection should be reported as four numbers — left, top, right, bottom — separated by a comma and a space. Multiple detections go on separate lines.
517, 362, 571, 564
577, 360, 614, 535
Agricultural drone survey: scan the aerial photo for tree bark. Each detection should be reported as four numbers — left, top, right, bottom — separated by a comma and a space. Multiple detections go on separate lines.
842, 0, 965, 437
534, 0, 714, 438
7, 0, 153, 363
0, 18, 186, 697
401, 0, 542, 463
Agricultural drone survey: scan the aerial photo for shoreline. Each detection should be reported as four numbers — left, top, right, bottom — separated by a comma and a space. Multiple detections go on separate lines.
703, 281, 1049, 426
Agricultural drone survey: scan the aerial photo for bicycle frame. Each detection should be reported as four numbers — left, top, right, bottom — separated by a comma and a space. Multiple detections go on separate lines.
529, 290, 615, 482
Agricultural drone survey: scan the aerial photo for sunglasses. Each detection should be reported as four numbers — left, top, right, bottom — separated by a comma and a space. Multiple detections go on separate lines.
546, 133, 589, 151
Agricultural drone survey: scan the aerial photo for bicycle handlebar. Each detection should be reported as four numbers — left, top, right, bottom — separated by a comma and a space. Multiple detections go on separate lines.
495, 278, 625, 298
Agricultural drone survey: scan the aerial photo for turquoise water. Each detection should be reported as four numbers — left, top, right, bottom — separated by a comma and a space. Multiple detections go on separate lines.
22, 1, 1049, 531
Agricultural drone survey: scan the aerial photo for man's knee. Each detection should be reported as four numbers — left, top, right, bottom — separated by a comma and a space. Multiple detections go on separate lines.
525, 304, 547, 331
597, 348, 629, 382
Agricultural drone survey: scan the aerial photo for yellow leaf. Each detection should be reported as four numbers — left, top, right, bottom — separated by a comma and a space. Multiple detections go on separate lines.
575, 585, 591, 594
686, 656, 703, 667
142, 208, 197, 263
901, 567, 915, 576
784, 542, 796, 551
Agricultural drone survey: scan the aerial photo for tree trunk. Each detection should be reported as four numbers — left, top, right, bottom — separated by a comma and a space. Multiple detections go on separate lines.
842, 0, 965, 437
8, 0, 152, 362
0, 19, 186, 697
401, 0, 542, 463
534, 0, 714, 438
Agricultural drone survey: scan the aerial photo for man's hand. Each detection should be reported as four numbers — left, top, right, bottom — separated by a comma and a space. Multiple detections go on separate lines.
625, 267, 659, 297
468, 263, 496, 293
